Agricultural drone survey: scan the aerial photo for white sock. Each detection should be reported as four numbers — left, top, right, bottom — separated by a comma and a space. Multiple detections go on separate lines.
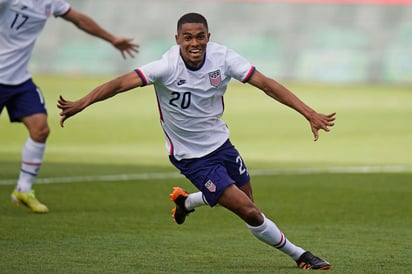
185, 191, 208, 211
247, 214, 305, 261
16, 137, 45, 193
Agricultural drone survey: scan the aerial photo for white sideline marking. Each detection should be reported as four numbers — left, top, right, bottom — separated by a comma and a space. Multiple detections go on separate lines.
0, 165, 411, 186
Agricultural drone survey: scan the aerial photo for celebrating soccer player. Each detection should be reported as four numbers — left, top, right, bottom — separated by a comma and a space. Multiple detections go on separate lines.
58, 13, 335, 270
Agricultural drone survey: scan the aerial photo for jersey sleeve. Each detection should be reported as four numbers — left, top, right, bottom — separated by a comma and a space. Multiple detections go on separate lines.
225, 48, 255, 83
135, 48, 176, 86
137, 59, 166, 86
52, 0, 71, 17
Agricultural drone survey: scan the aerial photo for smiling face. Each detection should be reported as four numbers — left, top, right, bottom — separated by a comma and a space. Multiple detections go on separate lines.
175, 22, 210, 69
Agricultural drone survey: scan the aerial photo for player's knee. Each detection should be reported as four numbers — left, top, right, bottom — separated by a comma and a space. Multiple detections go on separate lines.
31, 126, 50, 143
242, 206, 263, 226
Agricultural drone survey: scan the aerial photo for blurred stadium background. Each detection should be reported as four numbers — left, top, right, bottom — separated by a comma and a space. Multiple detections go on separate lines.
30, 0, 412, 84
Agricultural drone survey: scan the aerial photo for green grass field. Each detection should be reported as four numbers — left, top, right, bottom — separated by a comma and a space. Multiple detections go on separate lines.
1, 75, 411, 273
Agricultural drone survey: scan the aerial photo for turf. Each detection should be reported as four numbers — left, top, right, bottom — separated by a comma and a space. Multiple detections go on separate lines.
0, 75, 411, 273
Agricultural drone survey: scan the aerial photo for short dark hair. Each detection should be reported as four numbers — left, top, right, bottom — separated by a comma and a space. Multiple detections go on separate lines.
177, 13, 208, 32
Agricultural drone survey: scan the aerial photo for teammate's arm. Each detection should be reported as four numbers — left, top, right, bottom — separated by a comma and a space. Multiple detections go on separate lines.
61, 8, 139, 59
57, 71, 143, 127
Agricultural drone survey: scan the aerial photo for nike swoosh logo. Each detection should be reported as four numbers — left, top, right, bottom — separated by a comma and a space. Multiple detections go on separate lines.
177, 80, 186, 86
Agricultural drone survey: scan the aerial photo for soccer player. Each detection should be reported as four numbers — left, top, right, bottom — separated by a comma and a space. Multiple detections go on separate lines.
0, 0, 139, 213
57, 13, 335, 270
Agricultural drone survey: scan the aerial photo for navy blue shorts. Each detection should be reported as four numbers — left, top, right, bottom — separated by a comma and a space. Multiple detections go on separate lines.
169, 139, 250, 207
0, 79, 47, 122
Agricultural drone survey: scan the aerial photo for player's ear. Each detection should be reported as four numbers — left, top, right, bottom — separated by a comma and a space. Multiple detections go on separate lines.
175, 34, 179, 44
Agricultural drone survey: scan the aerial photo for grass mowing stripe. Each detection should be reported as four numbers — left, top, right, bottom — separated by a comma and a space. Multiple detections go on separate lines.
1, 165, 411, 185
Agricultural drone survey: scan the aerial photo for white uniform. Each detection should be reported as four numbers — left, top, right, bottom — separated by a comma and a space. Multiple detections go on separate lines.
136, 42, 255, 160
0, 0, 70, 85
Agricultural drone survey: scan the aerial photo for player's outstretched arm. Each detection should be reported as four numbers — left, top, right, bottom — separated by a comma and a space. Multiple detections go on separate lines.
61, 9, 139, 59
57, 71, 142, 127
248, 69, 336, 141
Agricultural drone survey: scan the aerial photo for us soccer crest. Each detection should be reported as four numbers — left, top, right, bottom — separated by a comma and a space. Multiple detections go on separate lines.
204, 180, 216, 193
208, 70, 221, 87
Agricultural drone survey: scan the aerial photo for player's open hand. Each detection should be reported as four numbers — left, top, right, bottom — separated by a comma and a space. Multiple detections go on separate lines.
57, 95, 83, 128
309, 112, 336, 141
112, 37, 139, 59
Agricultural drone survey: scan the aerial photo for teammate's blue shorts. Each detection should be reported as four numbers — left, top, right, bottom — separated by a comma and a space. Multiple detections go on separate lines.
0, 79, 47, 122
169, 139, 250, 207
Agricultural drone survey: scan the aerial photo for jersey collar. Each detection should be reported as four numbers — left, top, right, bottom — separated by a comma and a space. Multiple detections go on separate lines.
180, 51, 207, 71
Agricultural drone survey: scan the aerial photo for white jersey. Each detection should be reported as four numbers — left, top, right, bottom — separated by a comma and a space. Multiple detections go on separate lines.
0, 0, 70, 85
136, 42, 255, 160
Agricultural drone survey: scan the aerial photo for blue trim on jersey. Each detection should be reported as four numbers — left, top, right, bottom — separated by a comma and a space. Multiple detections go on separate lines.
181, 51, 206, 71
242, 66, 256, 83
58, 6, 71, 17
135, 69, 147, 86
